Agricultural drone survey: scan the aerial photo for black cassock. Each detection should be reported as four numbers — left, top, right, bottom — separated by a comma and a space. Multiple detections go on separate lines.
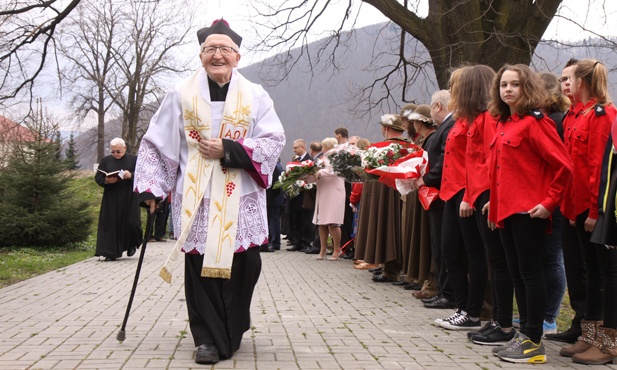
95, 153, 142, 259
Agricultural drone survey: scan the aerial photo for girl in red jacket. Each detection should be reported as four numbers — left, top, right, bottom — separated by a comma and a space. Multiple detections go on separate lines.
453, 65, 515, 345
486, 64, 573, 364
435, 66, 487, 328
562, 59, 617, 365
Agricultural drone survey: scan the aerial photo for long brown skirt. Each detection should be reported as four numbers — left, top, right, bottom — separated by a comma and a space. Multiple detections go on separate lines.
354, 181, 401, 264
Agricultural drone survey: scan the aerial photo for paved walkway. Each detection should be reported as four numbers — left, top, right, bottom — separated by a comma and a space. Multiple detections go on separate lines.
1, 240, 616, 370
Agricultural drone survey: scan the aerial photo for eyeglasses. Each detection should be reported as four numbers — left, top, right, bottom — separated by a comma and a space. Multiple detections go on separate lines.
201, 46, 237, 55
110, 150, 123, 154
559, 76, 571, 83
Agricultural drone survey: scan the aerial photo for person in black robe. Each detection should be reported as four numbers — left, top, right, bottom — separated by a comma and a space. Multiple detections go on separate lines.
95, 138, 142, 261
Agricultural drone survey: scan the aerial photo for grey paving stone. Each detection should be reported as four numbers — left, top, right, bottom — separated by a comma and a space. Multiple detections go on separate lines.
0, 242, 611, 369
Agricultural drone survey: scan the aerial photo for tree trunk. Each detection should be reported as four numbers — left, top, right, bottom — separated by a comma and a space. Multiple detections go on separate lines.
364, 0, 563, 88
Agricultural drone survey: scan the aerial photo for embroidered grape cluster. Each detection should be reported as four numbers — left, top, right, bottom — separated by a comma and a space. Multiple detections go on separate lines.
189, 129, 202, 142
221, 167, 228, 174
225, 181, 236, 196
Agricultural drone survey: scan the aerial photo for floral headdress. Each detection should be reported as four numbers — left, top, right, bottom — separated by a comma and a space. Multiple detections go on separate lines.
379, 114, 405, 131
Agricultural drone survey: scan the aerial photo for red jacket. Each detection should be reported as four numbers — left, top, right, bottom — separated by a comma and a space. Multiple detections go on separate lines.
488, 111, 573, 227
440, 119, 467, 201
561, 100, 615, 220
463, 111, 498, 207
350, 183, 363, 204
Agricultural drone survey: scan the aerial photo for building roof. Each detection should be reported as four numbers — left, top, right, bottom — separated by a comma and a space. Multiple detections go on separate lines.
0, 115, 36, 142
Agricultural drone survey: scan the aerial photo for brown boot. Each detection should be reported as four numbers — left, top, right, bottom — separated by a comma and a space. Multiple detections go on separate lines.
572, 326, 617, 365
560, 320, 603, 357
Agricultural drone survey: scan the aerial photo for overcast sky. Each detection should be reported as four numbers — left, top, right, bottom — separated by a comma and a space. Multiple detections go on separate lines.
20, 0, 617, 130
201, 0, 617, 65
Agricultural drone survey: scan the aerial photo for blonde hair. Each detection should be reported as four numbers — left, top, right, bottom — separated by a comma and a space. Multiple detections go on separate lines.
356, 138, 371, 150
447, 67, 468, 113
575, 59, 612, 106
321, 137, 338, 151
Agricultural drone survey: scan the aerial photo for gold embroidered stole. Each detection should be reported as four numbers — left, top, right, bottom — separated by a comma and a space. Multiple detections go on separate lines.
159, 71, 252, 282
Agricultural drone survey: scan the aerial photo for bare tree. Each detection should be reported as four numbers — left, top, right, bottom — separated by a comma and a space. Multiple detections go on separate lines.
55, 0, 193, 158
0, 0, 82, 105
57, 0, 123, 162
110, 0, 193, 153
250, 0, 617, 115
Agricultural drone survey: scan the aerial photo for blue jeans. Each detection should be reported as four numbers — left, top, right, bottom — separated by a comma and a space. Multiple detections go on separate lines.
543, 207, 566, 323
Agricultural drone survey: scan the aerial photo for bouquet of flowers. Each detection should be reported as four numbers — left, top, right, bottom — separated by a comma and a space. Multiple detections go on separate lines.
360, 142, 416, 169
361, 141, 438, 209
326, 145, 364, 182
273, 160, 320, 198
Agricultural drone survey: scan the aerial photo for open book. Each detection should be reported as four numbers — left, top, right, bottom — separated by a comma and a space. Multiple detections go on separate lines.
97, 169, 126, 179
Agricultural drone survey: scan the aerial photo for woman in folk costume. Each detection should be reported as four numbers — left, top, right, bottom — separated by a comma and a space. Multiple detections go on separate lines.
134, 20, 285, 365
399, 105, 438, 296
354, 114, 408, 282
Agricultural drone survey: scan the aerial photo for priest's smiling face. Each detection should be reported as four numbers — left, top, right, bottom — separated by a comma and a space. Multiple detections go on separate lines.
110, 144, 126, 160
200, 34, 241, 84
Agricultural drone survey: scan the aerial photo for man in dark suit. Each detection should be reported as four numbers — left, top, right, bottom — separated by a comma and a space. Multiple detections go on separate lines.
286, 139, 314, 251
414, 90, 456, 309
262, 160, 285, 252
303, 141, 324, 254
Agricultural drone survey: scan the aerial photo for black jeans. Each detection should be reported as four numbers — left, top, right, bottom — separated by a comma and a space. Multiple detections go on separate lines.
499, 214, 547, 344
561, 212, 589, 331
475, 190, 513, 328
574, 210, 606, 322
441, 190, 487, 317
595, 245, 617, 328
427, 199, 454, 301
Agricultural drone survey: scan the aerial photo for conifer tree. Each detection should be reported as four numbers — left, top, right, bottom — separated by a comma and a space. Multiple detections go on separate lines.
0, 113, 93, 247
64, 133, 80, 170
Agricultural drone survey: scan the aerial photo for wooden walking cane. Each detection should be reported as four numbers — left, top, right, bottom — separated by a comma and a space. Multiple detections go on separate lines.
116, 209, 155, 342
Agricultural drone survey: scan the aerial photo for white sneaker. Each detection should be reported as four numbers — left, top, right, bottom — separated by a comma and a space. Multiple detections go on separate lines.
435, 310, 462, 324
440, 312, 482, 330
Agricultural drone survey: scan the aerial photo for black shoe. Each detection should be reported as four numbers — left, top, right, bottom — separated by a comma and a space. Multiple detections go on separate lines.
286, 245, 302, 251
372, 274, 393, 283
368, 266, 383, 273
468, 321, 497, 339
471, 325, 516, 346
300, 245, 312, 253
260, 244, 275, 252
304, 246, 320, 254
421, 294, 442, 304
403, 282, 423, 291
544, 327, 580, 344
342, 249, 354, 259
127, 246, 136, 257
424, 296, 456, 309
392, 281, 409, 287
195, 344, 219, 364
104, 256, 117, 261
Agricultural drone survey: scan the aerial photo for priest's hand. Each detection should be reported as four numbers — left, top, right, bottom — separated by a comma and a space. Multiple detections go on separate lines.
198, 138, 224, 160
105, 177, 119, 184
144, 199, 157, 214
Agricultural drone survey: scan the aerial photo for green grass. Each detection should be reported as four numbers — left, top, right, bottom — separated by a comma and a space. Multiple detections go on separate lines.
0, 172, 103, 288
0, 241, 95, 288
